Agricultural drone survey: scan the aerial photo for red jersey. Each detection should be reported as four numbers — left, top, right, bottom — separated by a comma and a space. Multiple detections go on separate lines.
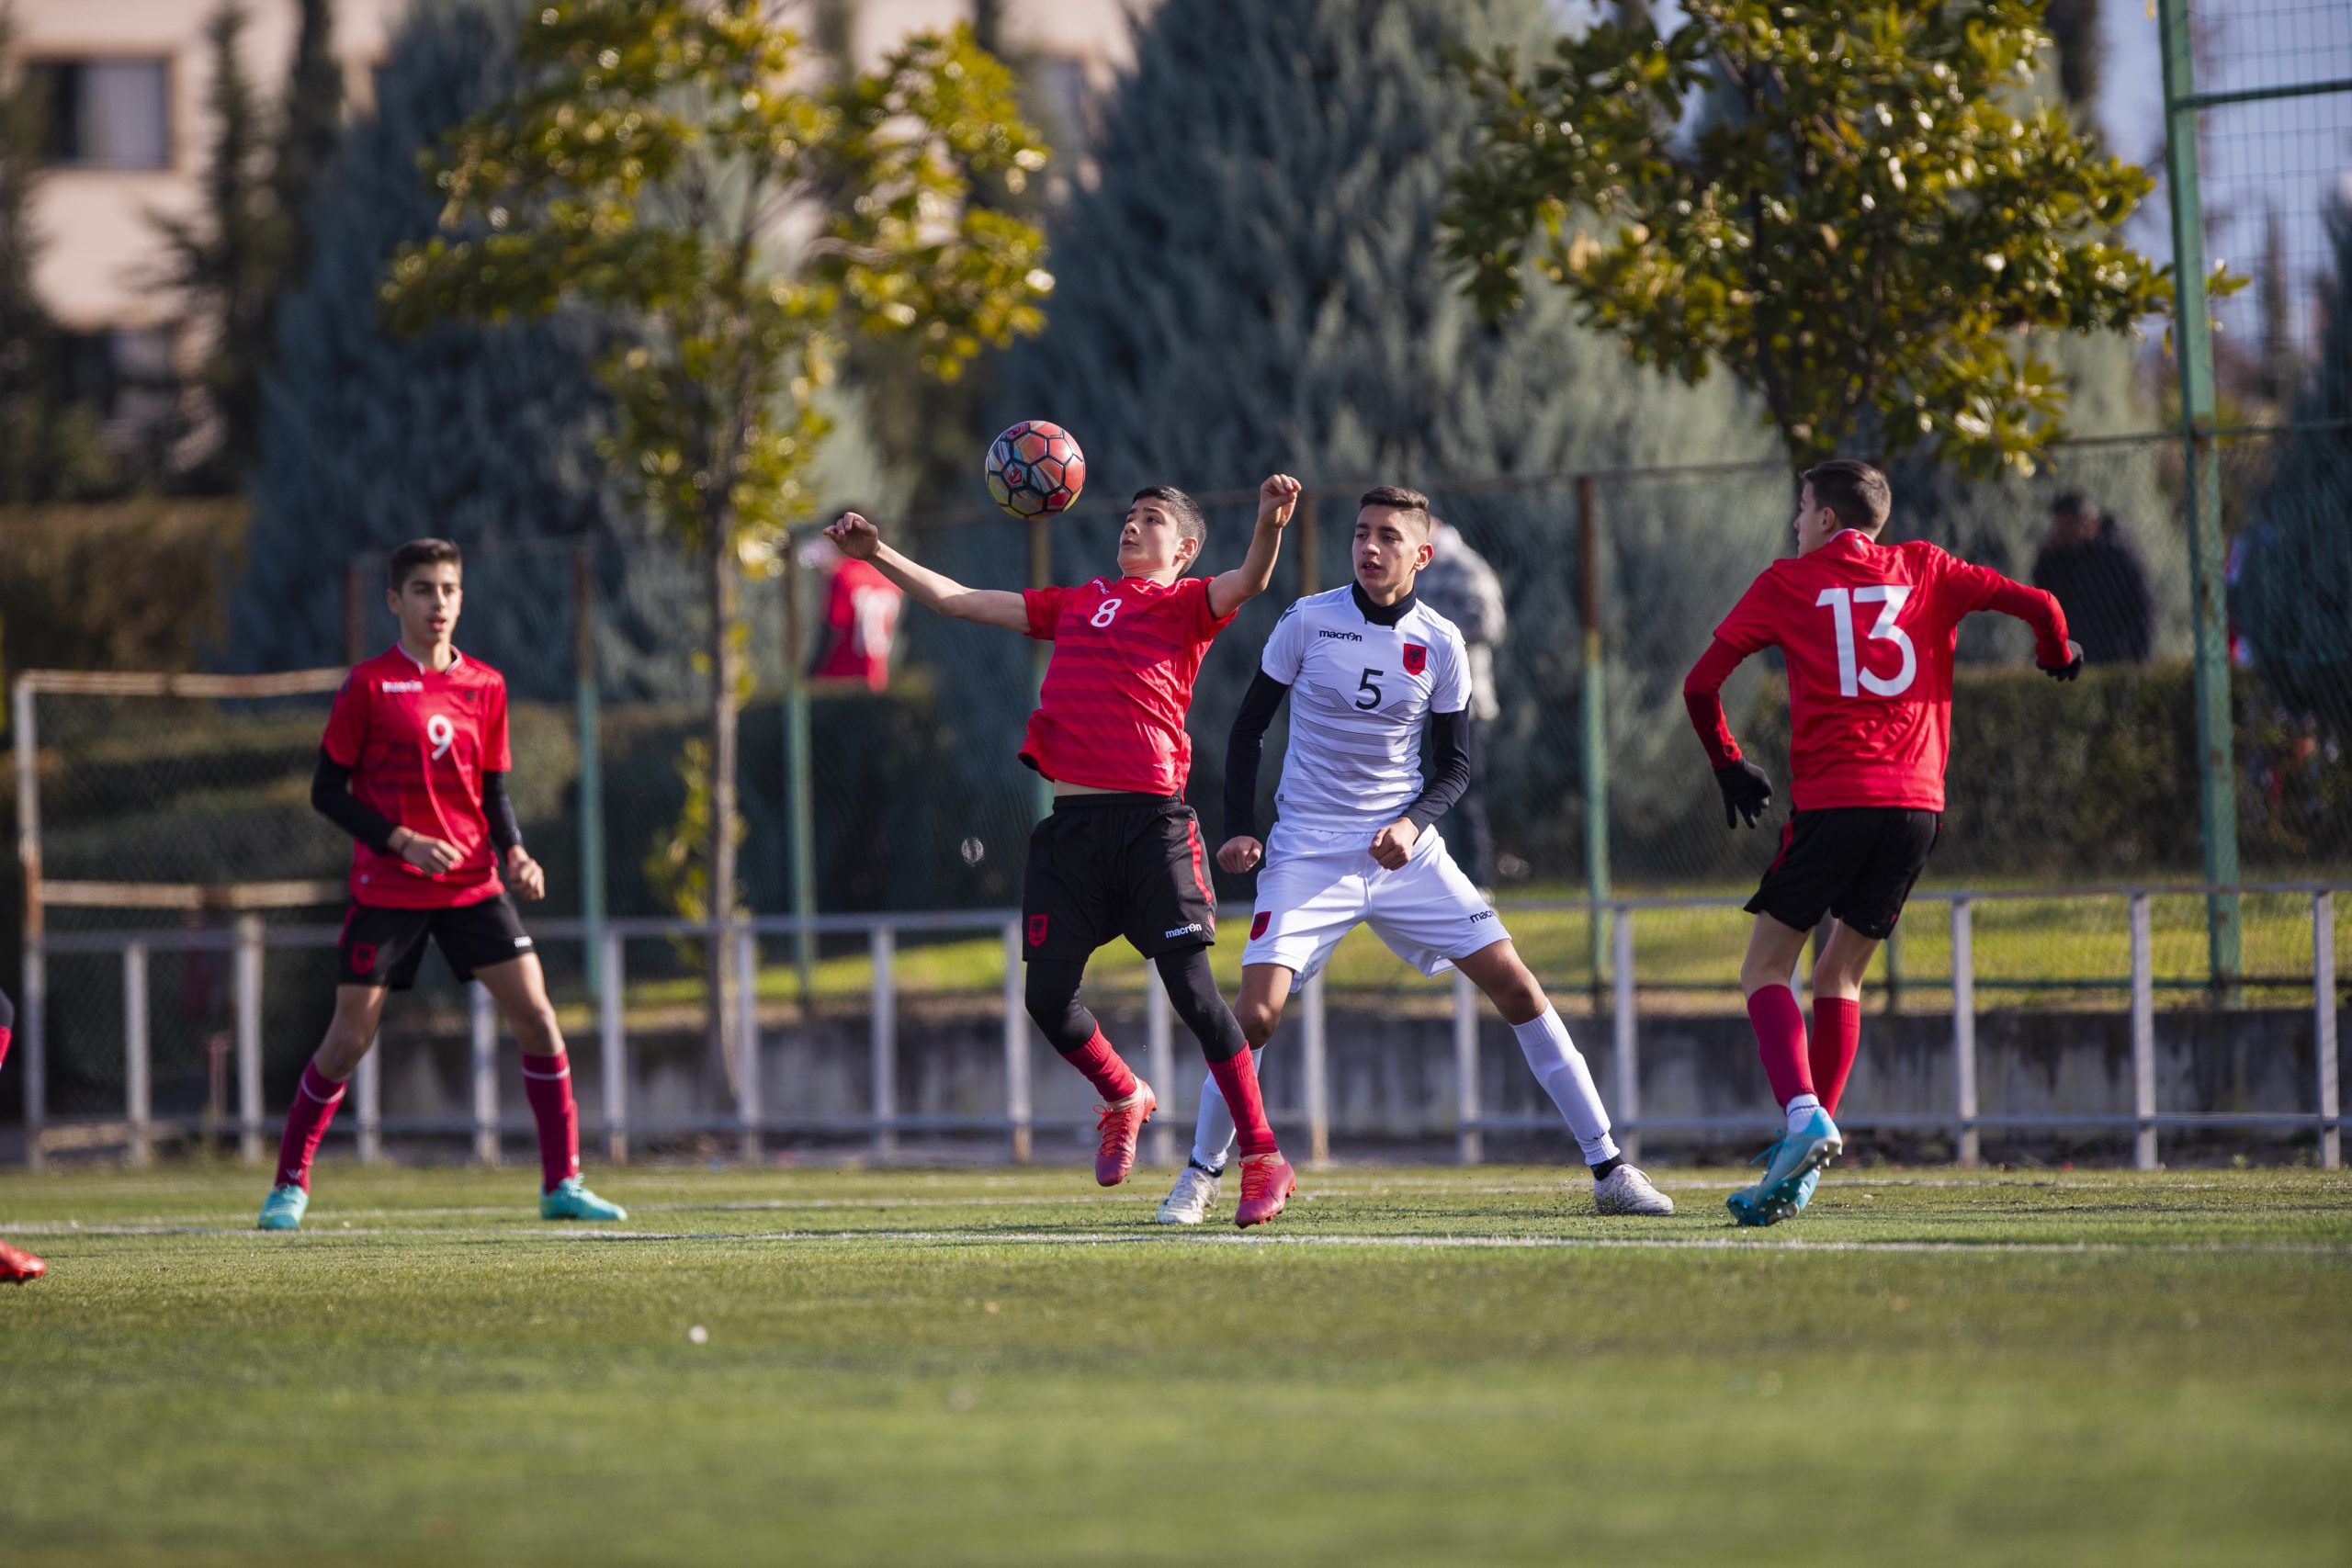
814, 558, 901, 691
1020, 574, 1237, 795
1683, 532, 2070, 811
321, 646, 512, 908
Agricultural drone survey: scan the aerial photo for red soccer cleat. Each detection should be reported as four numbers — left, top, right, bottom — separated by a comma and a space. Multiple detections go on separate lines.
1235, 1152, 1297, 1229
1093, 1081, 1156, 1187
0, 1239, 45, 1283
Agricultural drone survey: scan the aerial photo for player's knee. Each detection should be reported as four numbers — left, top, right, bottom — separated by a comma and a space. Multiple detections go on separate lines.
317, 1025, 373, 1077
1235, 995, 1283, 1047
513, 1002, 563, 1055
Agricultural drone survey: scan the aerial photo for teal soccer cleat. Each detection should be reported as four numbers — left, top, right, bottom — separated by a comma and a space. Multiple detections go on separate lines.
1751, 1106, 1840, 1221
257, 1184, 309, 1232
1724, 1135, 1781, 1227
539, 1179, 627, 1223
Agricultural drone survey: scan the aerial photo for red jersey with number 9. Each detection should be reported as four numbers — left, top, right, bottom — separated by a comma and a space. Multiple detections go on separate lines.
1691, 533, 2070, 811
1020, 575, 1237, 795
321, 646, 512, 908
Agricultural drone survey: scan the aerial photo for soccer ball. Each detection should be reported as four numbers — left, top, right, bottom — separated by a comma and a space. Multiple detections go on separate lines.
984, 421, 1085, 520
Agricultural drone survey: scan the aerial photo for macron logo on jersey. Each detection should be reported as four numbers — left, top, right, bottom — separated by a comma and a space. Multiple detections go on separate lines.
1317, 628, 1363, 642
379, 680, 424, 694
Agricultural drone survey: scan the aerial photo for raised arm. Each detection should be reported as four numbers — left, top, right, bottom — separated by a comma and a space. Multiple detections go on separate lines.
823, 513, 1029, 633
1207, 474, 1302, 621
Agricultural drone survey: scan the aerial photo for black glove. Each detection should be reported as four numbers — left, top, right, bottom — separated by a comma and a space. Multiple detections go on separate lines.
1713, 759, 1773, 829
2040, 639, 2085, 682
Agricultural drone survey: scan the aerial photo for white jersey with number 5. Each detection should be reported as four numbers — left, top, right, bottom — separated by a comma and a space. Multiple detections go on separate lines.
1261, 586, 1471, 831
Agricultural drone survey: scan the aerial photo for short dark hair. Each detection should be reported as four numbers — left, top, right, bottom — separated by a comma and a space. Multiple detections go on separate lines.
1130, 486, 1205, 549
389, 537, 462, 589
2051, 491, 2093, 516
1801, 459, 1891, 535
1359, 484, 1431, 535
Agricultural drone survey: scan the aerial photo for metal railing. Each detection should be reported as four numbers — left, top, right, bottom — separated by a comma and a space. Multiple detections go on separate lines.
18, 883, 2346, 1172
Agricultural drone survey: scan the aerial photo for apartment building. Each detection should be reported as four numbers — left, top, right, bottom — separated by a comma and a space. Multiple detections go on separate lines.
6, 0, 1139, 435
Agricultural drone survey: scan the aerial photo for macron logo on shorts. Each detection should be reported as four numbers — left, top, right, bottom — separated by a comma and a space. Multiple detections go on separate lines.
1163, 922, 1204, 940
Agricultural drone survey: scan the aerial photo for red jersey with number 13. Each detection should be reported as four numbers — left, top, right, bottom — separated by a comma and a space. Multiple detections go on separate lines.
1687, 532, 2069, 812
1020, 575, 1237, 795
321, 646, 512, 908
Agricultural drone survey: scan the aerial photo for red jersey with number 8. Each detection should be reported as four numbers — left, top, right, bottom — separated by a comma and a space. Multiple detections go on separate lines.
1020, 575, 1237, 795
1690, 533, 2070, 811
321, 646, 512, 908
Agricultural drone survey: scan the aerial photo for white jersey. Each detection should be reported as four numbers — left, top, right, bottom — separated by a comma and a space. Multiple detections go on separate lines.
1261, 585, 1472, 831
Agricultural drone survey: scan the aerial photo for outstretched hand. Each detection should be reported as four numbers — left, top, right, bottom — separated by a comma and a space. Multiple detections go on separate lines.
2040, 639, 2086, 682
1217, 835, 1265, 874
1257, 474, 1302, 531
1713, 759, 1773, 830
825, 513, 881, 560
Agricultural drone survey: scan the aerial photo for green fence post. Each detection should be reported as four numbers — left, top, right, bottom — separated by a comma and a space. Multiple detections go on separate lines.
1578, 474, 1610, 1012
784, 545, 817, 1003
573, 547, 606, 994
2158, 0, 2243, 998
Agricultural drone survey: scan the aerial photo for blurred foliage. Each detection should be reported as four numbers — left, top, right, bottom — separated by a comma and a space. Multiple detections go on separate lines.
1444, 0, 2215, 473
0, 498, 246, 674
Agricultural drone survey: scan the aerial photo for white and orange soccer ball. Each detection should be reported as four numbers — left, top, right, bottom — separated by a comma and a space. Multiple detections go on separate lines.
983, 420, 1085, 520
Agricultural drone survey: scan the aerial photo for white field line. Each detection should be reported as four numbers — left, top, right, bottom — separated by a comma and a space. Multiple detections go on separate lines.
0, 1175, 2254, 1233
7, 1222, 2346, 1258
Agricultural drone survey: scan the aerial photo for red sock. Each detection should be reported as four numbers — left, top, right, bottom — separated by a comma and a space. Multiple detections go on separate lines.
1207, 1048, 1278, 1159
1746, 985, 1815, 1109
1058, 1028, 1139, 1103
522, 1049, 581, 1193
1810, 996, 1860, 1117
0, 1025, 12, 1074
274, 1063, 346, 1190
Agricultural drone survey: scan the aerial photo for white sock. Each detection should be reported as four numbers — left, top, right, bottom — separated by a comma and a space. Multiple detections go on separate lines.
1190, 1047, 1259, 1173
1510, 1006, 1619, 1167
1784, 1093, 1823, 1135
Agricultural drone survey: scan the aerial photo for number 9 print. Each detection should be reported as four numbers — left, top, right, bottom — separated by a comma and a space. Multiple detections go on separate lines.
426, 714, 456, 761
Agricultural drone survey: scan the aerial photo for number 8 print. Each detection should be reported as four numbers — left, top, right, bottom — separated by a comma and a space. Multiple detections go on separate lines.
1090, 597, 1122, 629
427, 713, 456, 761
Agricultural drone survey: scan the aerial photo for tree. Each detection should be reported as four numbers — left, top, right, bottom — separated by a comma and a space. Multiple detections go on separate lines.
234, 0, 623, 679
985, 0, 1765, 886
0, 4, 114, 503
2042, 0, 2101, 115
2237, 201, 2352, 724
1444, 0, 2200, 474
382, 0, 1049, 1049
269, 0, 343, 291
149, 3, 284, 486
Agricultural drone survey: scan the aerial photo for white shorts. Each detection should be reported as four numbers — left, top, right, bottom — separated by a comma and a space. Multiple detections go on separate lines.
1242, 822, 1509, 992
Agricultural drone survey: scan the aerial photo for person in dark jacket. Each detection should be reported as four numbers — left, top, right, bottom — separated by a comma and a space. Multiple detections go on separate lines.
2032, 493, 2155, 665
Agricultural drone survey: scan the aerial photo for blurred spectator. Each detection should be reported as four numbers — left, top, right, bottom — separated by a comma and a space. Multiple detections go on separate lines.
806, 536, 903, 691
1417, 518, 1506, 888
2031, 493, 2154, 665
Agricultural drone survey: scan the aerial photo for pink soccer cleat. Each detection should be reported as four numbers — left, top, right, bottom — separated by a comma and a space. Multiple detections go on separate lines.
0, 1239, 45, 1283
1093, 1082, 1157, 1187
1235, 1152, 1297, 1229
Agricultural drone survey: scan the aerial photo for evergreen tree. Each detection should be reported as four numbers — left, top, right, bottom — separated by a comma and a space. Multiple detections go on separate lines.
149, 3, 282, 487
968, 0, 1764, 883
2238, 202, 2352, 724
0, 5, 116, 503
269, 0, 342, 292
232, 0, 621, 680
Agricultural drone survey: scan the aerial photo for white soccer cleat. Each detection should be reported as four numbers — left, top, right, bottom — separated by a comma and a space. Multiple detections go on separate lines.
1593, 1164, 1675, 1216
1155, 1163, 1222, 1225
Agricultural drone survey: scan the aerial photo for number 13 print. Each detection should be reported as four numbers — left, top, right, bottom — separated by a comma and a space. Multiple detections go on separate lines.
1815, 585, 1917, 697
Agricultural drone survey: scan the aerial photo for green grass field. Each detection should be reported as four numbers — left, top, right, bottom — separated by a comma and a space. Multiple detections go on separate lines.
4, 1163, 2347, 1566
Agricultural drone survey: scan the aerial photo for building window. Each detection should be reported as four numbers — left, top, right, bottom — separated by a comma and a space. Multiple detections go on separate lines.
59, 327, 178, 436
28, 59, 170, 169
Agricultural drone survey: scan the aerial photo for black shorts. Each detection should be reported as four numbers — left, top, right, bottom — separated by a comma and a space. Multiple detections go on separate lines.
1022, 793, 1216, 964
338, 893, 536, 990
1745, 807, 1940, 942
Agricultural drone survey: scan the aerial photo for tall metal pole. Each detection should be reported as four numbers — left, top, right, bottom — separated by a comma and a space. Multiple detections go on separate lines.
783, 546, 817, 1000
574, 547, 606, 993
1027, 513, 1053, 822
1578, 475, 1610, 1012
2158, 0, 2242, 997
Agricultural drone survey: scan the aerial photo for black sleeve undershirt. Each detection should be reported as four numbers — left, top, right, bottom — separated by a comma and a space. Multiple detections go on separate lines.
1222, 671, 1292, 840
481, 771, 524, 854
311, 749, 401, 853
1400, 709, 1472, 833
311, 750, 524, 855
